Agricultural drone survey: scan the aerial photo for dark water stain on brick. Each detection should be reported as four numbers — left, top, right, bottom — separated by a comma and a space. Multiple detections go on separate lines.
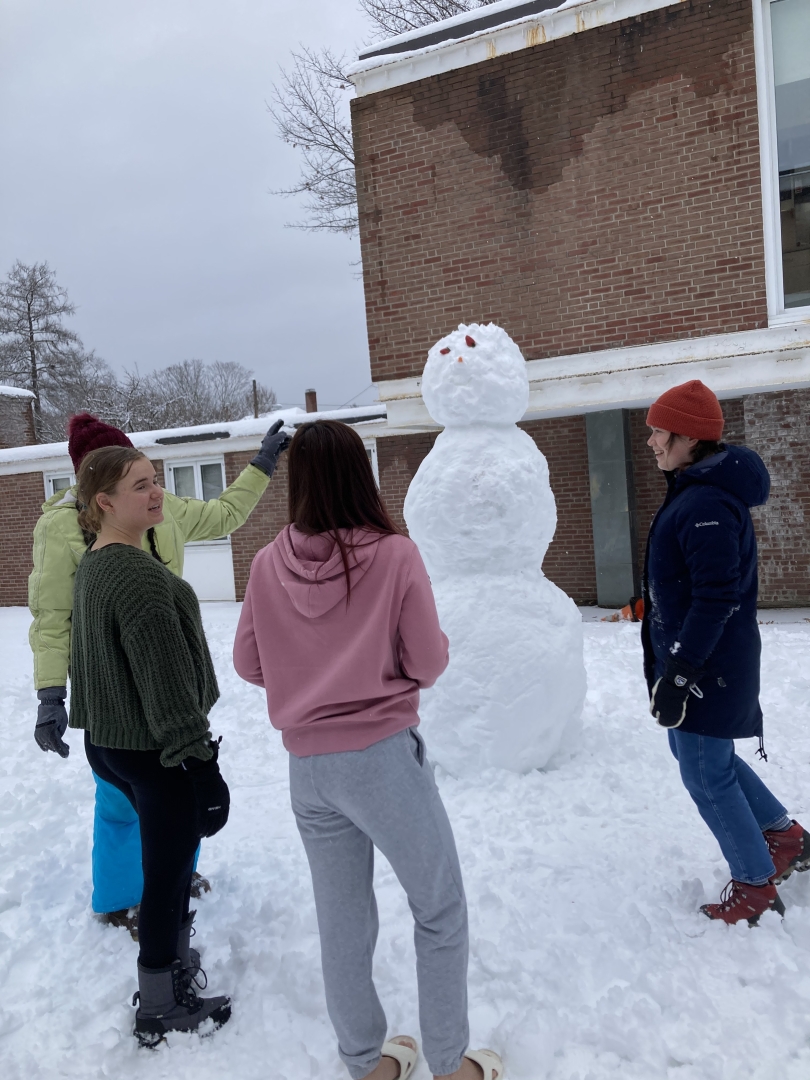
410, 0, 748, 194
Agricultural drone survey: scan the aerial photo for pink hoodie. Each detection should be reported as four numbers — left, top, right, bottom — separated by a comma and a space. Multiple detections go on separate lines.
232, 525, 449, 756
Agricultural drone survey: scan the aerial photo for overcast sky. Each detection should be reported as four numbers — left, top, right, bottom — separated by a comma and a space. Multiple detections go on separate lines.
0, 0, 378, 410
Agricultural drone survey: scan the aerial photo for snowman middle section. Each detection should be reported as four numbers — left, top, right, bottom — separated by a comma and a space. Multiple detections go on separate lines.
405, 424, 585, 776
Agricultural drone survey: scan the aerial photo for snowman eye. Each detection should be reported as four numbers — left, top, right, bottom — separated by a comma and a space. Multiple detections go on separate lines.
440, 347, 450, 355
465, 335, 476, 347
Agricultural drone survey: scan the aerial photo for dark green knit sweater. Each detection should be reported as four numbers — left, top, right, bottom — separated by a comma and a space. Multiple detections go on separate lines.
69, 544, 218, 766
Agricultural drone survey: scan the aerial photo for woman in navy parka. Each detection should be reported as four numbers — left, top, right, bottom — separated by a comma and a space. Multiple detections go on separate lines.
642, 380, 809, 925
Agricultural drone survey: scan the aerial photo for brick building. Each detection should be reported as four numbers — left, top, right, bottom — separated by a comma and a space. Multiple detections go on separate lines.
348, 0, 810, 605
0, 407, 384, 607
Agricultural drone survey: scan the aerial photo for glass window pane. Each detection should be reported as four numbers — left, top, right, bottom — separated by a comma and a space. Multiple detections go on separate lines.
772, 0, 810, 308
200, 462, 224, 502
51, 476, 73, 494
172, 465, 197, 499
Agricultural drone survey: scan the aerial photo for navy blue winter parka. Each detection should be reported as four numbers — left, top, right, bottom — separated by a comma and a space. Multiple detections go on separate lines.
640, 445, 770, 740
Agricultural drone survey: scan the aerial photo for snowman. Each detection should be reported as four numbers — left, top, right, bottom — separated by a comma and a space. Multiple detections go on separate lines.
404, 322, 585, 775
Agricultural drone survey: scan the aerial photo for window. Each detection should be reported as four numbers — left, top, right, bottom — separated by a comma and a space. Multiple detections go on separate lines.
44, 471, 75, 498
364, 439, 380, 484
772, 0, 810, 309
166, 459, 225, 502
757, 0, 810, 318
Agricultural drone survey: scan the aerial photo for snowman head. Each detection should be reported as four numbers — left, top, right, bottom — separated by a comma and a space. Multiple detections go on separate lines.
422, 323, 529, 427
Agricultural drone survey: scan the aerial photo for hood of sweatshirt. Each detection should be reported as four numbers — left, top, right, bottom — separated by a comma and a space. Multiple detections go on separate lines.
674, 444, 770, 508
271, 525, 381, 618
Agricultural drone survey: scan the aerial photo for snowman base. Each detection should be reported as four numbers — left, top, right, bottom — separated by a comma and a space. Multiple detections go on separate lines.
417, 573, 585, 777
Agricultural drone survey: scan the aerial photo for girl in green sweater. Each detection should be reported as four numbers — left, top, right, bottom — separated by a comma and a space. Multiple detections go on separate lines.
70, 445, 231, 1045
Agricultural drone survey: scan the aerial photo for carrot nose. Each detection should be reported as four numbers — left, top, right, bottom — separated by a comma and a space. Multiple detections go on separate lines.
457, 357, 464, 363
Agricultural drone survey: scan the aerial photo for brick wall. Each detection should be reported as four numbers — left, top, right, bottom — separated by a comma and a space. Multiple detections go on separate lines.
745, 389, 810, 606
0, 393, 36, 449
377, 416, 597, 603
377, 431, 440, 530
352, 0, 766, 384
0, 472, 46, 606
521, 416, 597, 604
224, 452, 289, 601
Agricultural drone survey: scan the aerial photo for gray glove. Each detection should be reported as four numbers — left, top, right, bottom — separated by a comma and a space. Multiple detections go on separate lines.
35, 687, 70, 758
250, 419, 291, 478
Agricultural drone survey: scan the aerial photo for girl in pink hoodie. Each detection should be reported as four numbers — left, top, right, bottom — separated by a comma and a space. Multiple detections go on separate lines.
233, 421, 502, 1080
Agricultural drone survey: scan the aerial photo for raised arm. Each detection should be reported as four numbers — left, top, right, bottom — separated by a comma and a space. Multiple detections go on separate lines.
164, 463, 269, 543
397, 545, 449, 688
167, 421, 291, 543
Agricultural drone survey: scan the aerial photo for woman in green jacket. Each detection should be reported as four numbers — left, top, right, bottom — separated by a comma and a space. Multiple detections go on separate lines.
71, 444, 232, 1044
30, 412, 288, 930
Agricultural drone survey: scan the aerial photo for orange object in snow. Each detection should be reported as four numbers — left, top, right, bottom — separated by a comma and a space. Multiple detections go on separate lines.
621, 597, 645, 622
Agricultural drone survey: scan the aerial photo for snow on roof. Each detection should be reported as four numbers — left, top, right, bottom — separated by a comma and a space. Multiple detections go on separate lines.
348, 0, 677, 93
357, 0, 563, 60
0, 403, 387, 466
0, 384, 35, 399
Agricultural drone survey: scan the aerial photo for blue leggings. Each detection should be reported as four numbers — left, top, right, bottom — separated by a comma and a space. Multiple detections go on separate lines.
91, 773, 200, 914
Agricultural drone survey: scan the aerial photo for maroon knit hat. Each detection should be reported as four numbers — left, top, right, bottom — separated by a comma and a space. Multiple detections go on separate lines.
646, 380, 724, 441
68, 413, 134, 470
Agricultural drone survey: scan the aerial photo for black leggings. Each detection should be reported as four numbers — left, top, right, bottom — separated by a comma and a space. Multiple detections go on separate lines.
84, 732, 199, 969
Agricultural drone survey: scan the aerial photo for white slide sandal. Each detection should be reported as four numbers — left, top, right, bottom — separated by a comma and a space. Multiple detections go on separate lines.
464, 1048, 504, 1080
381, 1037, 419, 1079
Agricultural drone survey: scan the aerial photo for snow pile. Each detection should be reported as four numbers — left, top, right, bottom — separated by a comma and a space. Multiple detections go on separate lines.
405, 323, 584, 774
2, 605, 810, 1079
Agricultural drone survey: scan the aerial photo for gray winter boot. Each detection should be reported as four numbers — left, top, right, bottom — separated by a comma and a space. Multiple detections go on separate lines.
133, 959, 231, 1047
177, 910, 202, 980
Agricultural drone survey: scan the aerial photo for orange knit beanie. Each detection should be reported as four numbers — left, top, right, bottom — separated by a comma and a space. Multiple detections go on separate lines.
646, 380, 724, 441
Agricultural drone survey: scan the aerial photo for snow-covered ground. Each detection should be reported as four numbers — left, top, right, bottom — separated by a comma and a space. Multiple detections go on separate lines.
2, 603, 810, 1079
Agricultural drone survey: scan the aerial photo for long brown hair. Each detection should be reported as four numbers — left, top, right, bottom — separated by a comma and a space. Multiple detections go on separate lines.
287, 420, 401, 600
76, 445, 165, 562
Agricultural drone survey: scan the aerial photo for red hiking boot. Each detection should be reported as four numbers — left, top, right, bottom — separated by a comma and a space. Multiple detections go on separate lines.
700, 880, 785, 926
764, 820, 810, 884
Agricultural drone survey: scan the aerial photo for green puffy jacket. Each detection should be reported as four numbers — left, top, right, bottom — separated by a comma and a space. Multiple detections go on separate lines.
29, 463, 269, 690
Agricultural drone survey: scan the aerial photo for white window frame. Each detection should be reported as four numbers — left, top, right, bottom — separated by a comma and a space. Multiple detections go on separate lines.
44, 469, 76, 499
753, 0, 810, 325
165, 455, 230, 547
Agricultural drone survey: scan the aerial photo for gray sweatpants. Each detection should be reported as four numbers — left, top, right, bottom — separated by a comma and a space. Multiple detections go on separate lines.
289, 728, 469, 1080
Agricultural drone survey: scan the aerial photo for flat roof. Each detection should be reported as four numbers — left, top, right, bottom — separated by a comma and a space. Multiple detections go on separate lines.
358, 0, 562, 60
349, 0, 688, 97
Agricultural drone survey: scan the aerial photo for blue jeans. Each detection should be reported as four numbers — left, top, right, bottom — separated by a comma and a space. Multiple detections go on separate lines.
91, 773, 201, 914
668, 730, 791, 885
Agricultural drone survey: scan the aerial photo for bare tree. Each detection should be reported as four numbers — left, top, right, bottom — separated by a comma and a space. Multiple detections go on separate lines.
269, 48, 358, 234
0, 261, 81, 438
270, 3, 497, 233
123, 358, 278, 431
37, 348, 122, 443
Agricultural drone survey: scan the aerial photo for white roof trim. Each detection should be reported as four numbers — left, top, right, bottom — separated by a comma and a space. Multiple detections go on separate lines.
349, 0, 688, 97
372, 320, 810, 429
0, 404, 386, 475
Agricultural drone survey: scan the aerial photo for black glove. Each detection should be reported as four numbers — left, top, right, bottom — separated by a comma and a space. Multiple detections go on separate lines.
250, 419, 291, 478
182, 741, 230, 838
650, 658, 704, 729
35, 687, 70, 758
